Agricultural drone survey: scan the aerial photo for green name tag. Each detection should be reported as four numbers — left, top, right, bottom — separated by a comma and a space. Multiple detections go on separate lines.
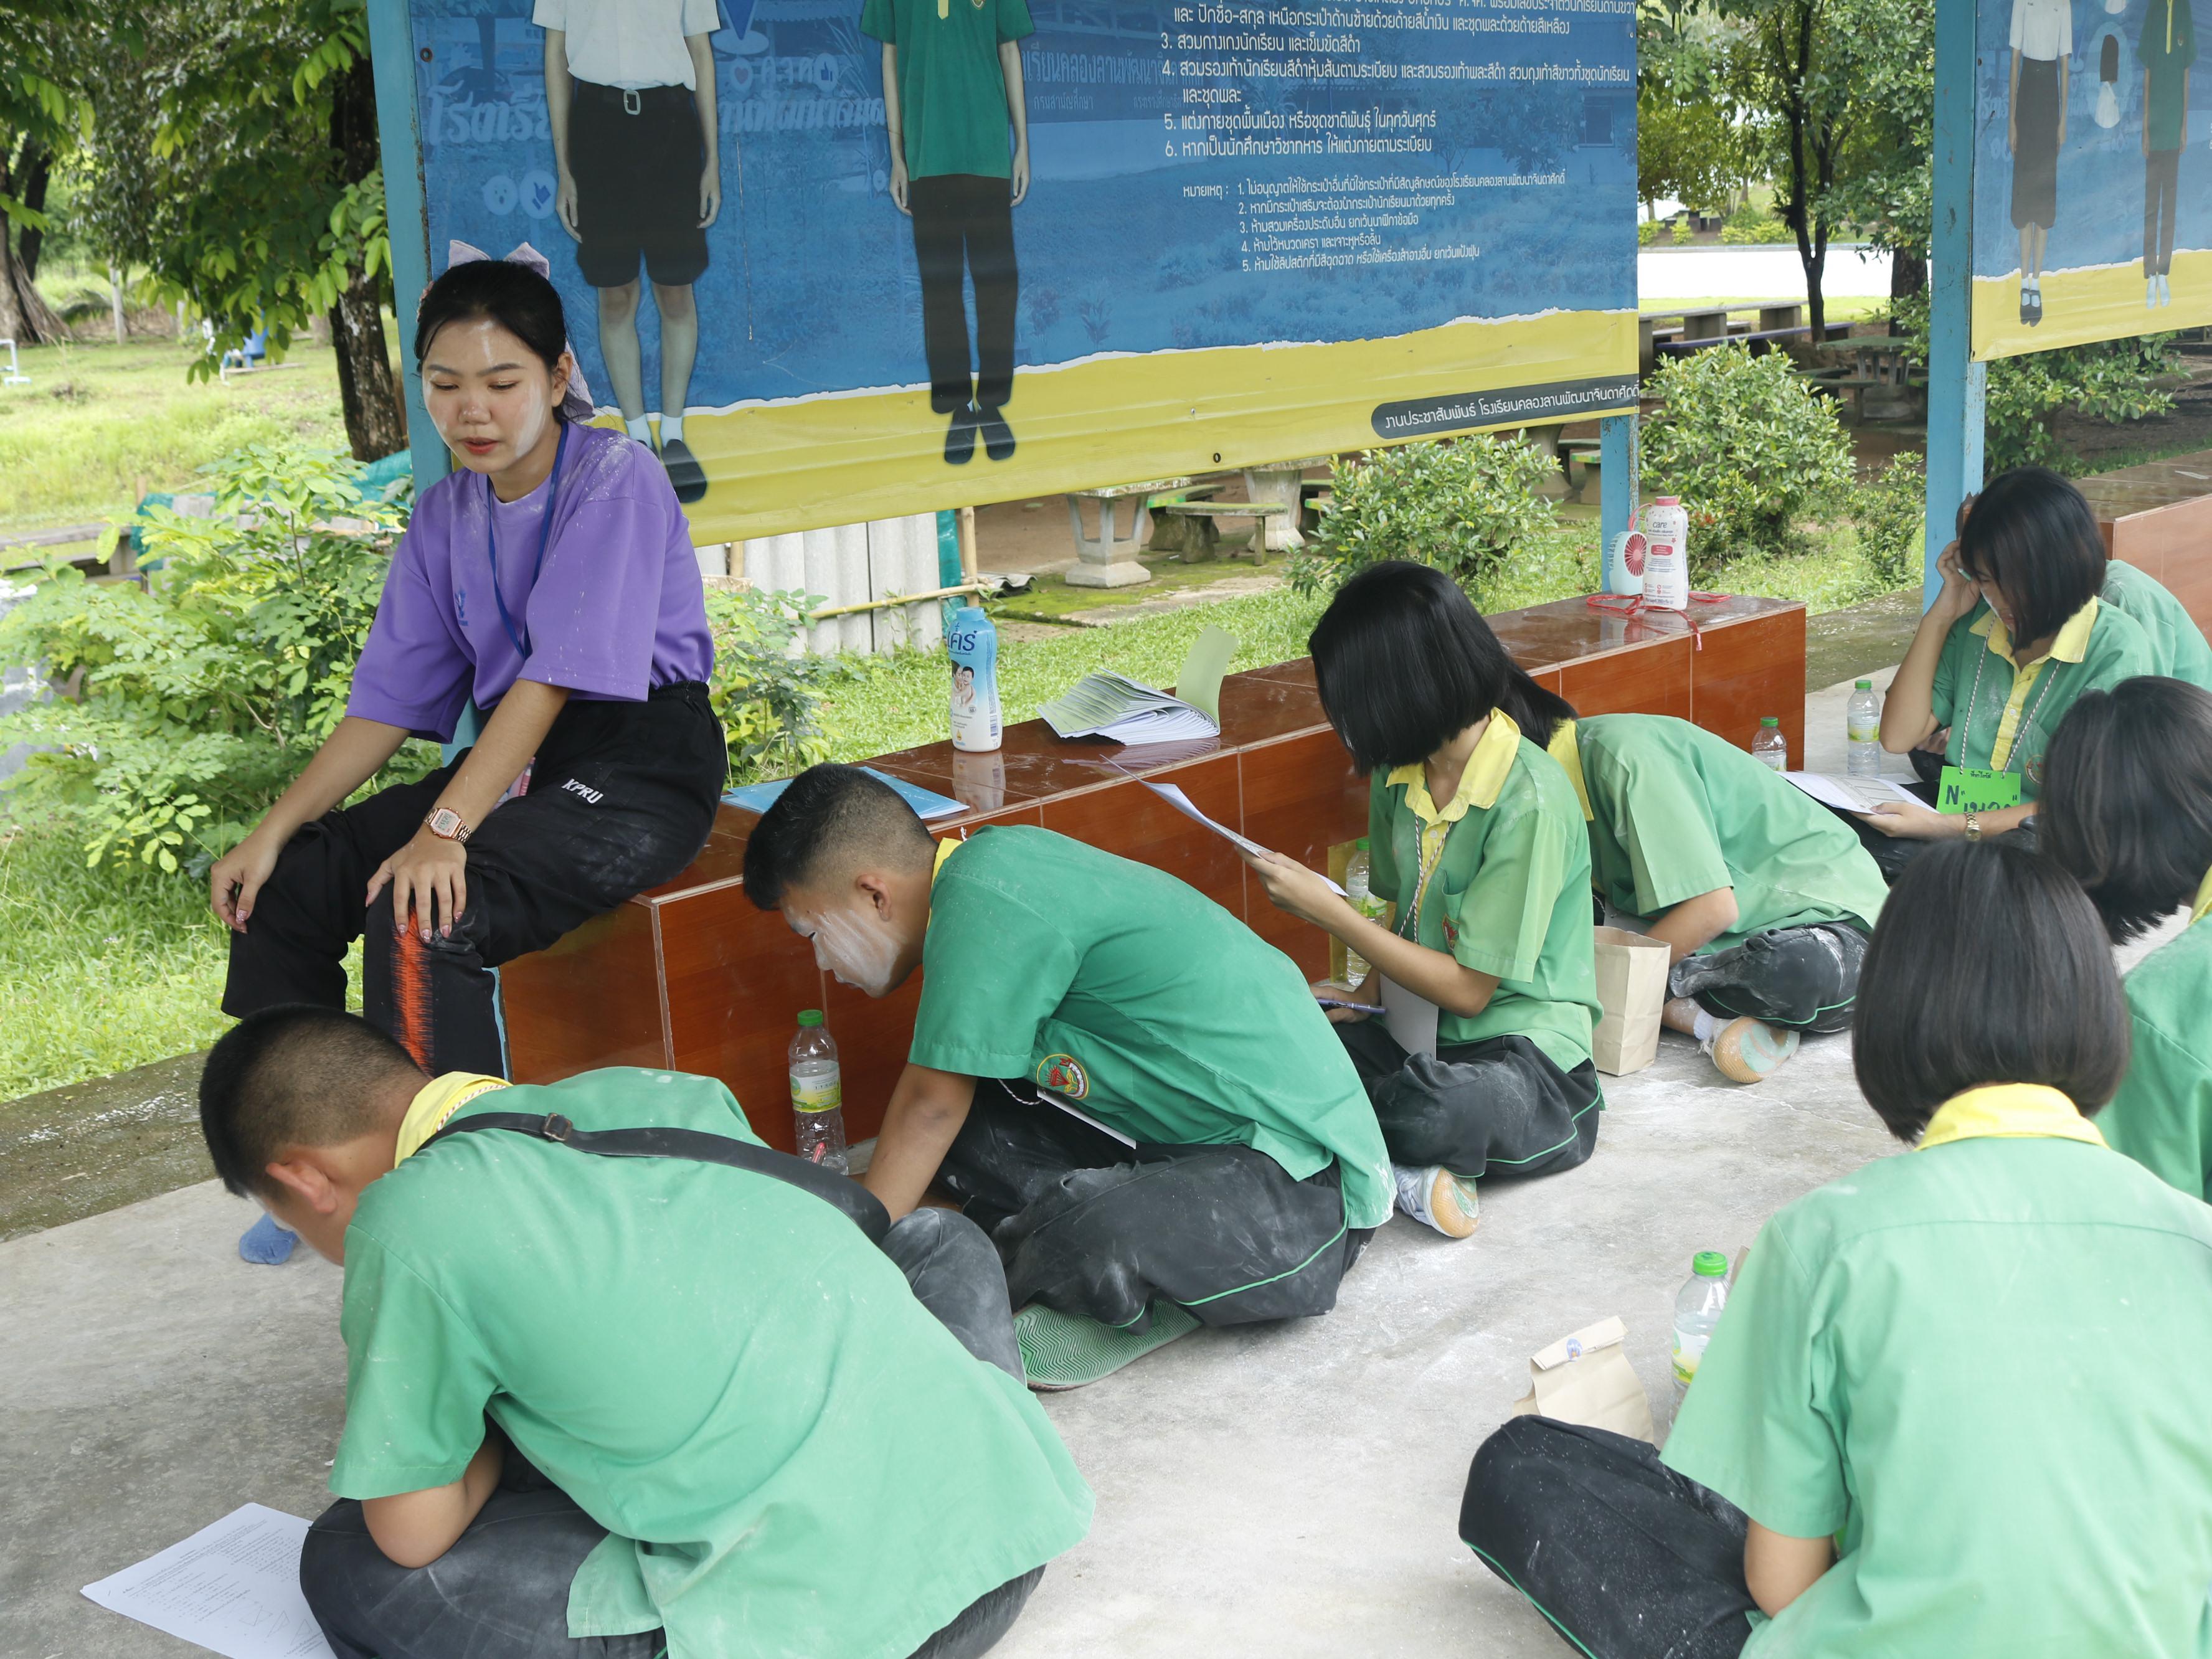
1937, 766, 2021, 814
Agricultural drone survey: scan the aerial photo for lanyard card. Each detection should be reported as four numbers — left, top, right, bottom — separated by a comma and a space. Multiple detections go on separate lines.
1936, 766, 2021, 814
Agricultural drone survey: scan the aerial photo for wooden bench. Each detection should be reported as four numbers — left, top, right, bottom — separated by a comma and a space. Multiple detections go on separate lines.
499, 595, 1809, 1149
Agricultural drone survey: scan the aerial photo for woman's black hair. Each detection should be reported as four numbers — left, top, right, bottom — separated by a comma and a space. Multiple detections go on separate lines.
414, 260, 570, 398
1852, 840, 2129, 1141
1955, 465, 2108, 649
1308, 560, 1577, 770
2040, 676, 2212, 943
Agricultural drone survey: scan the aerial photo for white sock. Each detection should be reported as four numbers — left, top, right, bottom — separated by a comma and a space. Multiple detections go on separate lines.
660, 414, 685, 443
1692, 1008, 1721, 1046
625, 415, 653, 443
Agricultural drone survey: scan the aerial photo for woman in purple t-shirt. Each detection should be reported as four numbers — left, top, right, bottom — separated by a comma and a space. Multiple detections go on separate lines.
209, 261, 725, 1205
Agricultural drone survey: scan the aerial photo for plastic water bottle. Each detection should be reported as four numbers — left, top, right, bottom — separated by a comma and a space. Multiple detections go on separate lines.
1640, 496, 1691, 611
1847, 680, 1883, 778
1343, 838, 1382, 986
789, 1010, 848, 1174
1752, 716, 1787, 772
947, 605, 1002, 754
1672, 1250, 1731, 1396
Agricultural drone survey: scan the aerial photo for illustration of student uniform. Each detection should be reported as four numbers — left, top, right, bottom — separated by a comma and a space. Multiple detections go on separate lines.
536, 0, 721, 504
863, 0, 1033, 466
2142, 0, 2197, 308
2011, 0, 2071, 326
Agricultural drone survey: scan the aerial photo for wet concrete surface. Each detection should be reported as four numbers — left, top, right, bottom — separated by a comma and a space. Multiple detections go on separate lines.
0, 1051, 207, 1242
1804, 585, 1921, 691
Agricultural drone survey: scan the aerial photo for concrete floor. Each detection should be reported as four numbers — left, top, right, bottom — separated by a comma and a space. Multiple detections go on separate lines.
5, 678, 2073, 1659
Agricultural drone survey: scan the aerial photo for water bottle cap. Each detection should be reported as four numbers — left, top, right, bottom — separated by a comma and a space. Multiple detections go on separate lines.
797, 1009, 824, 1027
1693, 1250, 1729, 1277
1856, 679, 1873, 689
1355, 836, 1369, 851
1760, 716, 1779, 727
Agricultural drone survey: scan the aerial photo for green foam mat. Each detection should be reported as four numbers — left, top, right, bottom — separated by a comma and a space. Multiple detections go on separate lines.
1015, 1300, 1202, 1391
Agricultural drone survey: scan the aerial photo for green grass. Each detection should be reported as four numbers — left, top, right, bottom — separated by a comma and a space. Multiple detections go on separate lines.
0, 335, 354, 539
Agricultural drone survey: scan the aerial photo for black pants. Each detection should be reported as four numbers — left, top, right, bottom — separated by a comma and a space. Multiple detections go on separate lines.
938, 1079, 1369, 1330
224, 684, 726, 1075
1668, 922, 1867, 1035
1336, 1023, 1602, 1182
300, 1209, 1042, 1659
909, 173, 1018, 414
1841, 755, 2037, 882
2147, 148, 2181, 276
1462, 1416, 1755, 1659
570, 82, 710, 288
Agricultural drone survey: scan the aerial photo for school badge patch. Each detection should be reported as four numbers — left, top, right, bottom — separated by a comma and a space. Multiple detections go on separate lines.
1442, 916, 1460, 947
1036, 1052, 1089, 1099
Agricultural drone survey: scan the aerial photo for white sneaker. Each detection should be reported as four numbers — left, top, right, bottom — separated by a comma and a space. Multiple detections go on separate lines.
2150, 276, 2161, 308
1393, 1164, 1480, 1238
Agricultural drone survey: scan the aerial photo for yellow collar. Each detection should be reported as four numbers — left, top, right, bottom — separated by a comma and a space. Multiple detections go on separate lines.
1917, 1083, 2108, 1151
2194, 866, 2212, 925
1545, 718, 1594, 822
1970, 596, 2098, 669
394, 1072, 510, 1165
1387, 711, 1521, 825
932, 836, 962, 886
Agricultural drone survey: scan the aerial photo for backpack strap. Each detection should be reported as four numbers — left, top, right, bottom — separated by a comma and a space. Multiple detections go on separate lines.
422, 1110, 891, 1244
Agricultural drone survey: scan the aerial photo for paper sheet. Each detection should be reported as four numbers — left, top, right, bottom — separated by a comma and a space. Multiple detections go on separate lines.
1783, 770, 1918, 814
1378, 973, 1440, 1058
1170, 624, 1237, 726
83, 1503, 336, 1659
1138, 780, 1346, 895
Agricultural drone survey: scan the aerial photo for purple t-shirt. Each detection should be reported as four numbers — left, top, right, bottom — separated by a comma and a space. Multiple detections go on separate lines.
347, 423, 715, 740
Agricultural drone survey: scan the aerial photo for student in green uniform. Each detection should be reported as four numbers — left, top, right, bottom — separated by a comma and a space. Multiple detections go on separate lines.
1460, 840, 2212, 1658
1866, 465, 2160, 875
198, 1005, 1090, 1659
1244, 562, 1602, 1242
742, 764, 1395, 1384
1547, 712, 1887, 1085
2043, 676, 2212, 1202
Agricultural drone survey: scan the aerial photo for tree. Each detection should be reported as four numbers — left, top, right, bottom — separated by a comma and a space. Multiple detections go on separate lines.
1637, 6, 1751, 215
1823, 0, 1932, 320
73, 0, 406, 459
0, 0, 94, 344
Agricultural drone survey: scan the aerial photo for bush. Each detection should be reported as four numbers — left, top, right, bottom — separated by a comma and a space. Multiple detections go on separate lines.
1855, 449, 1926, 589
1290, 433, 1558, 600
1719, 202, 1789, 244
1638, 218, 1666, 246
704, 584, 841, 783
1641, 344, 1857, 573
1984, 337, 2180, 470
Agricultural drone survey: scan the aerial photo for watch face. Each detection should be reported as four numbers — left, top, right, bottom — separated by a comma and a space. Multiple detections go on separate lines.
430, 809, 462, 838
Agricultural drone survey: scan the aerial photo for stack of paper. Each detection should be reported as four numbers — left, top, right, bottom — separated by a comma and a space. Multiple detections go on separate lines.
1041, 625, 1237, 745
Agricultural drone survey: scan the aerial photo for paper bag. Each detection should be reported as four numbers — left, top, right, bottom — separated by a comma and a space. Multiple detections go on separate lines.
1508, 1315, 1655, 1442
1591, 925, 1671, 1075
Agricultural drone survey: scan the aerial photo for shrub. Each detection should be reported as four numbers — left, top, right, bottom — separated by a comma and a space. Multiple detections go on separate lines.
1983, 337, 2180, 470
1290, 433, 1557, 599
1641, 344, 1857, 573
704, 584, 840, 783
1720, 201, 1789, 243
1855, 449, 1926, 590
1638, 217, 1665, 246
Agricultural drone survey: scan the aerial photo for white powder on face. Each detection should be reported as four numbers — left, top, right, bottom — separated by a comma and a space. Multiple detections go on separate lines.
803, 904, 902, 996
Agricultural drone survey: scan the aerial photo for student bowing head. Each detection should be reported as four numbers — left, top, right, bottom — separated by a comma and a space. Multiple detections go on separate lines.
1852, 839, 2129, 1144
745, 764, 938, 997
416, 258, 583, 500
1953, 466, 2107, 651
2041, 676, 2212, 942
1307, 559, 1576, 771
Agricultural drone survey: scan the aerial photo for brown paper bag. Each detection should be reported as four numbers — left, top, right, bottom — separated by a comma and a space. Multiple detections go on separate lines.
1591, 925, 1671, 1075
1508, 1315, 1656, 1442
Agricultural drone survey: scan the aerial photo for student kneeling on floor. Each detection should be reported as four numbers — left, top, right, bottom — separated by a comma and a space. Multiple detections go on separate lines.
1549, 712, 1886, 1085
1244, 561, 1603, 1242
743, 764, 1395, 1387
197, 1006, 1090, 1659
1460, 841, 2212, 1659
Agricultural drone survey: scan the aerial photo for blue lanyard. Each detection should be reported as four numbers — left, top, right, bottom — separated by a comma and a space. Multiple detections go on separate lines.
483, 422, 567, 661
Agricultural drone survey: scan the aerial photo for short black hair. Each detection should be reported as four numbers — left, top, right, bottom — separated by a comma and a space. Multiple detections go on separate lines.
2041, 676, 2212, 942
199, 1006, 424, 1198
1308, 560, 1578, 770
743, 763, 935, 910
1957, 466, 2108, 649
415, 258, 570, 394
1852, 840, 2129, 1141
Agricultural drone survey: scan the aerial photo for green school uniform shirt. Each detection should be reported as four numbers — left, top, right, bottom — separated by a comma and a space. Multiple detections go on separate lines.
860, 0, 1033, 180
1929, 595, 2158, 799
910, 826, 1394, 1230
1559, 714, 1886, 953
2101, 883, 2212, 1201
2102, 560, 2212, 689
2141, 0, 2198, 153
332, 1068, 1092, 1659
1367, 710, 1603, 1072
1663, 1083, 2212, 1658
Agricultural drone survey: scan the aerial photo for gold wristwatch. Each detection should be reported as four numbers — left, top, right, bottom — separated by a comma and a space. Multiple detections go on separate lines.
1962, 810, 1983, 843
423, 806, 471, 844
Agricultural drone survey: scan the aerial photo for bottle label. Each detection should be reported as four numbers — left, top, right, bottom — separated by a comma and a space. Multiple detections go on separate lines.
1847, 719, 1879, 744
792, 1074, 842, 1115
1671, 1329, 1709, 1387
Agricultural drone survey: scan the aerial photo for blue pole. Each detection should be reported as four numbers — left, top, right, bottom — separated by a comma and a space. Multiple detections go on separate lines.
1599, 412, 1638, 592
365, 0, 448, 496
1924, 0, 1984, 607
